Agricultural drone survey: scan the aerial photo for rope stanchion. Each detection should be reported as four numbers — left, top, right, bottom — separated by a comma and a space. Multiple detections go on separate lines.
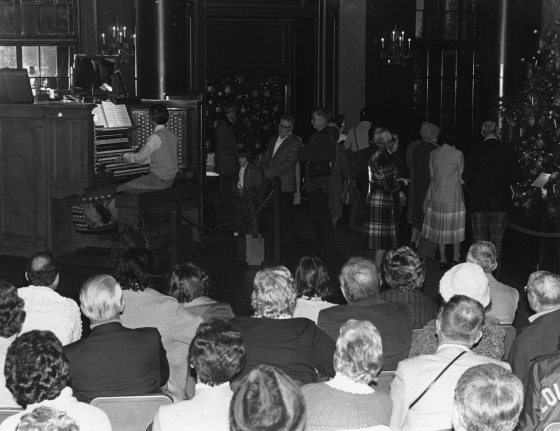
506, 221, 560, 238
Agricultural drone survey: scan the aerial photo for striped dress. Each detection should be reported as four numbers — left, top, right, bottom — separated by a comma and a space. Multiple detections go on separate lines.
421, 143, 465, 244
363, 148, 400, 250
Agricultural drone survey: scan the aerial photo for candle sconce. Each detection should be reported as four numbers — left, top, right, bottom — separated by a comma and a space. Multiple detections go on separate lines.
380, 25, 413, 66
100, 24, 135, 64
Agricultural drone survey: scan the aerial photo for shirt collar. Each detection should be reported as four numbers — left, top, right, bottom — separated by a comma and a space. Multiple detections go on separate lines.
326, 373, 374, 394
437, 343, 471, 352
529, 305, 560, 323
154, 124, 165, 132
90, 318, 122, 329
195, 382, 231, 390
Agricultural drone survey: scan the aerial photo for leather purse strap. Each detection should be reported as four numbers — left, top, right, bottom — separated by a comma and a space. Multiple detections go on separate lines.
408, 350, 467, 409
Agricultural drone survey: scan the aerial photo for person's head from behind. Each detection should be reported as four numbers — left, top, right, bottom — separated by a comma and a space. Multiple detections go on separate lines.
189, 318, 245, 386
453, 364, 523, 431
294, 256, 332, 301
383, 246, 425, 291
79, 274, 124, 324
251, 266, 297, 319
525, 270, 560, 313
420, 121, 440, 144
25, 251, 60, 289
149, 104, 169, 125
169, 262, 210, 303
439, 262, 491, 308
114, 247, 163, 292
17, 406, 79, 431
339, 257, 380, 303
436, 295, 484, 347
230, 364, 306, 431
5, 330, 70, 408
466, 241, 497, 274
481, 120, 498, 138
334, 319, 383, 384
0, 279, 25, 338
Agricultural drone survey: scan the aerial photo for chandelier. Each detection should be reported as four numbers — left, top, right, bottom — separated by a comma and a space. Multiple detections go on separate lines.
380, 26, 412, 66
100, 24, 135, 64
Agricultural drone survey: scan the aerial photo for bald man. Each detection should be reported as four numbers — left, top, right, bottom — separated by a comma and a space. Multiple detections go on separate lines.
18, 251, 81, 345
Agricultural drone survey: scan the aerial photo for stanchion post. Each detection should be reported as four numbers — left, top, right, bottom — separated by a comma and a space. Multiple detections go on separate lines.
272, 177, 281, 262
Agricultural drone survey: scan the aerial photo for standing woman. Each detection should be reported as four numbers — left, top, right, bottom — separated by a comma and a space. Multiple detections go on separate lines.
364, 129, 403, 270
422, 133, 465, 269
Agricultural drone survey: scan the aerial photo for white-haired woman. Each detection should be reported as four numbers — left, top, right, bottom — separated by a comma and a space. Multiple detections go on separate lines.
230, 266, 335, 385
302, 319, 392, 429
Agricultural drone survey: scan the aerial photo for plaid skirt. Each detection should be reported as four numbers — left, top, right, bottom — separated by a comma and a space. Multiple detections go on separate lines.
363, 190, 397, 250
422, 200, 465, 244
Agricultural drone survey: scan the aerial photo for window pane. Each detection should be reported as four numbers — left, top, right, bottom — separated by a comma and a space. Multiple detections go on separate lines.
0, 2, 15, 34
22, 46, 40, 76
39, 4, 56, 34
21, 3, 38, 35
40, 45, 57, 76
0, 46, 16, 68
56, 4, 69, 34
444, 12, 458, 39
56, 45, 69, 77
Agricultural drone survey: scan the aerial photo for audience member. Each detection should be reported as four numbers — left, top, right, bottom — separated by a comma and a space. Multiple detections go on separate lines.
390, 295, 511, 431
292, 256, 336, 323
230, 266, 334, 385
115, 247, 202, 401
509, 270, 560, 382
230, 364, 306, 431
409, 262, 507, 360
16, 406, 79, 431
64, 274, 169, 402
0, 280, 25, 408
363, 129, 404, 270
380, 246, 437, 328
299, 108, 338, 259
453, 364, 523, 431
318, 257, 413, 371
0, 330, 110, 431
518, 342, 560, 430
18, 251, 81, 345
302, 319, 391, 430
169, 262, 234, 321
152, 319, 245, 431
215, 104, 238, 191
467, 241, 519, 324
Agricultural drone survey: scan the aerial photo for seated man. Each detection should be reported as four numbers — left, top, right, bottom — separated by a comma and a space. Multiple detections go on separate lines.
466, 241, 519, 324
64, 274, 169, 402
152, 318, 245, 431
0, 330, 111, 431
453, 364, 523, 431
18, 251, 81, 345
317, 256, 413, 370
390, 295, 511, 431
509, 271, 560, 382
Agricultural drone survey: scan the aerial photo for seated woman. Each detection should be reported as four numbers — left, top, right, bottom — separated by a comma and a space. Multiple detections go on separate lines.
0, 330, 111, 431
380, 246, 437, 328
230, 266, 335, 385
153, 318, 245, 431
17, 406, 79, 431
230, 365, 306, 431
64, 274, 169, 402
302, 319, 392, 430
409, 262, 506, 360
292, 256, 336, 323
0, 280, 25, 408
169, 262, 234, 321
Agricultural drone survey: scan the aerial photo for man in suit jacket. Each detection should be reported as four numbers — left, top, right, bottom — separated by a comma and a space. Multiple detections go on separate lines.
463, 120, 521, 269
261, 114, 303, 248
509, 270, 560, 382
215, 104, 238, 191
237, 152, 262, 192
390, 295, 511, 431
317, 256, 413, 370
64, 275, 169, 403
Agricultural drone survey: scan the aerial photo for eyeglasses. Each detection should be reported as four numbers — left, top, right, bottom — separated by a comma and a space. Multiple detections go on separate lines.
278, 123, 292, 129
311, 117, 324, 122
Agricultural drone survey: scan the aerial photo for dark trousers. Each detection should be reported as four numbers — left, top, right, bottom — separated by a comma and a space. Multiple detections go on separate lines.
263, 190, 295, 258
308, 186, 335, 257
220, 174, 235, 191
471, 211, 507, 265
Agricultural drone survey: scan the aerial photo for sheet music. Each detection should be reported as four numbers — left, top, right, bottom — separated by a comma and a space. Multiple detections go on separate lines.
100, 101, 132, 128
531, 172, 550, 188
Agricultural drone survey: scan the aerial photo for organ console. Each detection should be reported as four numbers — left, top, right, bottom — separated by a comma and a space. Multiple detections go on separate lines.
0, 95, 203, 257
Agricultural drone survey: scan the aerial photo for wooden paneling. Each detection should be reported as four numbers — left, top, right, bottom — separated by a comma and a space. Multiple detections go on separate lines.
205, 0, 314, 15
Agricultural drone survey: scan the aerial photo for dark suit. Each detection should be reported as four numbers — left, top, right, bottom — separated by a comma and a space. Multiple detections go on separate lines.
215, 118, 238, 190
64, 322, 169, 403
261, 133, 302, 248
317, 296, 413, 371
237, 163, 262, 191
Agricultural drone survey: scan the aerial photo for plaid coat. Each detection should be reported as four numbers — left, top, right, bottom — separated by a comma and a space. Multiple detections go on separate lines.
364, 148, 400, 250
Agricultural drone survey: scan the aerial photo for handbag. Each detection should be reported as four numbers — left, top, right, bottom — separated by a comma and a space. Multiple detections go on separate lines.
307, 160, 332, 178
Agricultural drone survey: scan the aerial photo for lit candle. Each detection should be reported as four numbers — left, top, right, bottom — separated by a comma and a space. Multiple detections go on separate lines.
113, 26, 116, 37
123, 26, 126, 38
408, 38, 411, 49
399, 36, 402, 46
101, 33, 105, 46
381, 37, 385, 49
392, 30, 395, 41
520, 128, 523, 137
401, 30, 405, 39
119, 31, 123, 42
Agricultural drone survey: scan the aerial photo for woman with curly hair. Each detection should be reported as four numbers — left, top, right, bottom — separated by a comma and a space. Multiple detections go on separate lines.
0, 330, 110, 431
115, 247, 202, 402
0, 280, 25, 407
293, 256, 336, 323
380, 246, 437, 328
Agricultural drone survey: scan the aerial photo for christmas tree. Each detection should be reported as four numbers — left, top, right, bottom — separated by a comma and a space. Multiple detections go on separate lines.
501, 22, 560, 221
